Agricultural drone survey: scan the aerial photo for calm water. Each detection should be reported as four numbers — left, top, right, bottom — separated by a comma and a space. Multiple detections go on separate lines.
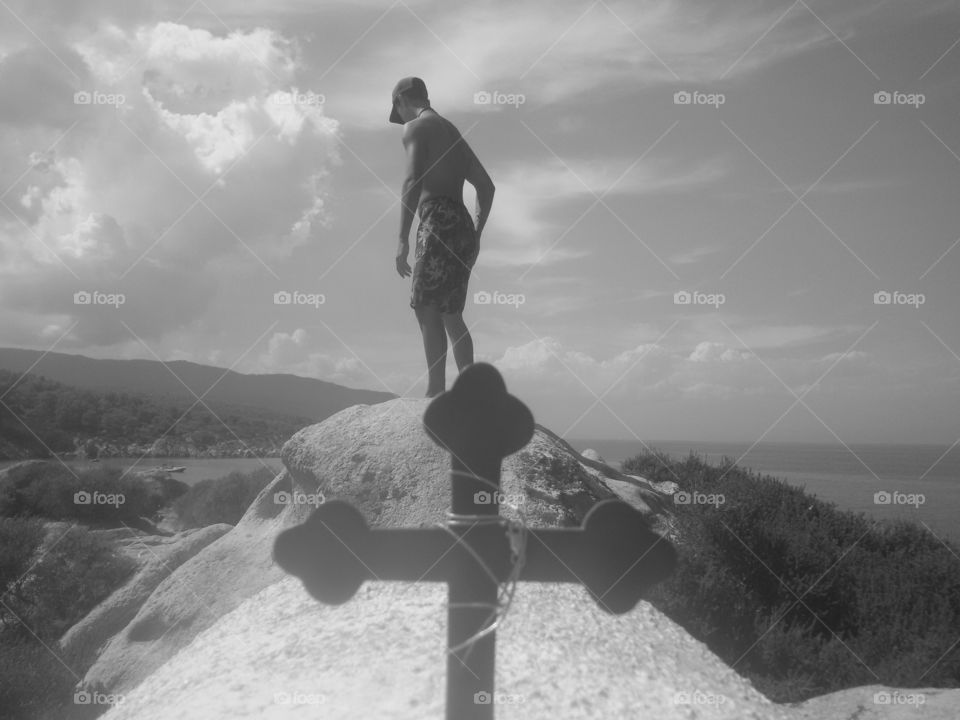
569, 439, 960, 543
0, 456, 283, 486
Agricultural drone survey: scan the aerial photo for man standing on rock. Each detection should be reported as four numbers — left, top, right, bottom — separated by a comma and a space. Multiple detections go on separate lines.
391, 77, 495, 398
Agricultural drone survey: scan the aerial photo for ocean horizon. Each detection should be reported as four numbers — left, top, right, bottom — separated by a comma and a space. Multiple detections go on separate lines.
567, 438, 960, 544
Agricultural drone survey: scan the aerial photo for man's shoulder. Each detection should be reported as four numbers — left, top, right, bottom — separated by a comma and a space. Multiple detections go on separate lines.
407, 113, 452, 133
402, 116, 435, 141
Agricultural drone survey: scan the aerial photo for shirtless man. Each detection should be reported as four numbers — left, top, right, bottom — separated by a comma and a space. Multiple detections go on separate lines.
390, 76, 495, 397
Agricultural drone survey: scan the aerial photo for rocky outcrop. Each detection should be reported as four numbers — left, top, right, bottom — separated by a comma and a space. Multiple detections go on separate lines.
81, 384, 959, 720
59, 524, 231, 671
101, 578, 791, 720
80, 396, 669, 699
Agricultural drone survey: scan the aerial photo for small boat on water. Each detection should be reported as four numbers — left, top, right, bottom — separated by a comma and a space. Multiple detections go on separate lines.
152, 465, 187, 473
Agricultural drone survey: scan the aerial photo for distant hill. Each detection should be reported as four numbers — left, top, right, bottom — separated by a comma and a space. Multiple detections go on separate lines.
0, 348, 396, 422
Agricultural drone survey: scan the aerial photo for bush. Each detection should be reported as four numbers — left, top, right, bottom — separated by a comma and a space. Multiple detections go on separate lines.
171, 466, 277, 528
0, 462, 174, 524
630, 448, 960, 703
0, 636, 79, 720
0, 517, 47, 634
0, 521, 136, 641
0, 515, 136, 718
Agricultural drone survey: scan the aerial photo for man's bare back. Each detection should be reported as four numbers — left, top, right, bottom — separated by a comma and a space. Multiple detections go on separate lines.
402, 109, 493, 222
405, 111, 469, 204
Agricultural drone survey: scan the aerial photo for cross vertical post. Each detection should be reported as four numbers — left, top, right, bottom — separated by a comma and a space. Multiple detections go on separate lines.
445, 458, 498, 720
423, 363, 535, 719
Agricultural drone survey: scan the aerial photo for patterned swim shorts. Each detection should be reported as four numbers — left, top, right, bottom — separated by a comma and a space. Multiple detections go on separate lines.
410, 195, 478, 313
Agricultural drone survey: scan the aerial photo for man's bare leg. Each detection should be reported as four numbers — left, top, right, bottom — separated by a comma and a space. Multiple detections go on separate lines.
415, 303, 447, 397
442, 312, 473, 373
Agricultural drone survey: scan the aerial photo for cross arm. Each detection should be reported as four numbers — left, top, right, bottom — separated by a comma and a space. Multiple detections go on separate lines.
521, 499, 677, 614
274, 499, 676, 614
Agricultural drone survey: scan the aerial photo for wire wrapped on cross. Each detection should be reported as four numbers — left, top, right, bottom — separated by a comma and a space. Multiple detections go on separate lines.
273, 362, 677, 720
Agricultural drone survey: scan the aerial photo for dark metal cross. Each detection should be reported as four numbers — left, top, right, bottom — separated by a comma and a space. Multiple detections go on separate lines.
273, 362, 676, 719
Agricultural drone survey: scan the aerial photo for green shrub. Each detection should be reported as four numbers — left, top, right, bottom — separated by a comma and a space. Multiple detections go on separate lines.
0, 462, 174, 524
0, 516, 47, 635
0, 636, 79, 720
0, 521, 135, 641
631, 448, 960, 703
0, 515, 136, 718
171, 466, 276, 528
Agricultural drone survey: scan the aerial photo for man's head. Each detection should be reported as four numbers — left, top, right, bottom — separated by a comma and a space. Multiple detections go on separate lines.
389, 76, 429, 124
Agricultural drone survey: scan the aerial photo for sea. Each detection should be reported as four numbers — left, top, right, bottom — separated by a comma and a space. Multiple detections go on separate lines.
567, 439, 960, 544
2, 441, 958, 544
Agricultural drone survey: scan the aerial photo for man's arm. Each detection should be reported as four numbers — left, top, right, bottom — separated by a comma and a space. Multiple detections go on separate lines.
463, 141, 494, 240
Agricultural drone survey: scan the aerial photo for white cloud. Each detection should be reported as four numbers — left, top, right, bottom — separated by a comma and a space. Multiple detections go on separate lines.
479, 154, 727, 268
688, 340, 750, 363
0, 20, 341, 347
326, 0, 851, 129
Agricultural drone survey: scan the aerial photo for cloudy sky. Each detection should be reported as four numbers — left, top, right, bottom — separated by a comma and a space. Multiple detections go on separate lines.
1, 0, 958, 445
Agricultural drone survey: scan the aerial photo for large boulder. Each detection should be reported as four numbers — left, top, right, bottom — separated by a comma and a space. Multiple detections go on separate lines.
87, 388, 960, 719
80, 396, 674, 698
101, 578, 790, 720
